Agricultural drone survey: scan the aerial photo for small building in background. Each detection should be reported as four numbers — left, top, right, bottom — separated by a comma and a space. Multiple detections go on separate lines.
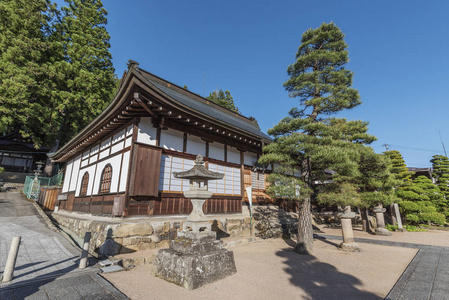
0, 131, 49, 180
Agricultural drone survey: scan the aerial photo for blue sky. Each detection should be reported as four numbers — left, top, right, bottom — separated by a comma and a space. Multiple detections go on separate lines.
70, 1, 449, 167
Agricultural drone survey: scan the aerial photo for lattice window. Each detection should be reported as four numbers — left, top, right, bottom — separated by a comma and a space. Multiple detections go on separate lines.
99, 164, 112, 193
80, 172, 89, 196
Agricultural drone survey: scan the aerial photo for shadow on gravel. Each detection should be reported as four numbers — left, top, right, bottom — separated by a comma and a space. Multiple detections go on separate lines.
276, 246, 382, 300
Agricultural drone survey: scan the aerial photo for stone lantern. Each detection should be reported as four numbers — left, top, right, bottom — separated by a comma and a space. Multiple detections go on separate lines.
373, 203, 392, 236
337, 206, 362, 252
173, 154, 223, 234
152, 154, 237, 290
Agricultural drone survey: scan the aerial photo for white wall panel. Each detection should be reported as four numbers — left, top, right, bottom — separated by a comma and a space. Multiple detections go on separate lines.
125, 136, 132, 148
99, 149, 109, 160
90, 144, 100, 156
92, 154, 122, 195
111, 140, 124, 155
100, 138, 111, 151
209, 143, 224, 161
137, 117, 157, 146
69, 155, 81, 192
82, 150, 89, 160
227, 146, 241, 164
119, 151, 130, 192
81, 159, 88, 168
186, 135, 205, 156
126, 125, 133, 137
76, 165, 96, 197
62, 160, 73, 193
112, 129, 126, 144
160, 129, 183, 152
244, 152, 258, 166
159, 155, 171, 191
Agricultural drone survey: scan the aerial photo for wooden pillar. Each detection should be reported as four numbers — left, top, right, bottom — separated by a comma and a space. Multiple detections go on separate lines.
124, 118, 140, 216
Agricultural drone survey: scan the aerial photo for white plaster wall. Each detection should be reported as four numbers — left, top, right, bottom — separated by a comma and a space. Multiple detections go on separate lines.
125, 136, 132, 148
126, 125, 133, 137
111, 140, 124, 155
209, 143, 224, 161
81, 159, 88, 168
137, 117, 157, 146
82, 150, 89, 160
92, 154, 122, 195
100, 138, 111, 152
90, 144, 100, 156
69, 155, 81, 192
244, 152, 258, 166
112, 129, 126, 144
159, 155, 171, 191
186, 135, 205, 156
99, 149, 109, 160
227, 146, 241, 164
76, 165, 96, 197
62, 160, 73, 193
119, 151, 130, 192
160, 129, 183, 152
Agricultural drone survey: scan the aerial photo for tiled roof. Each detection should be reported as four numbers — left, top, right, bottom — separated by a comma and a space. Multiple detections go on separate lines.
146, 79, 272, 141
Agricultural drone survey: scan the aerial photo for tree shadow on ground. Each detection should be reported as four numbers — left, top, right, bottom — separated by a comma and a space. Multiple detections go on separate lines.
276, 242, 382, 300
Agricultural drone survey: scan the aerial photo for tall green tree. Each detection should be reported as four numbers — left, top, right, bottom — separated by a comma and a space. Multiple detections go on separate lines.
397, 176, 446, 226
206, 89, 240, 113
384, 150, 412, 185
431, 155, 449, 198
259, 22, 370, 254
54, 0, 117, 146
0, 0, 61, 147
0, 0, 117, 148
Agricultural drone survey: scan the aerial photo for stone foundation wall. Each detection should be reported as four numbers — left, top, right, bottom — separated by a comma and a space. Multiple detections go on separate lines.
51, 213, 251, 257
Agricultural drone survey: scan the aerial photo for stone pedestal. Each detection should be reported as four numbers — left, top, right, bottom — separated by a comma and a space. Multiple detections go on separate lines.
338, 208, 362, 252
152, 232, 236, 290
374, 205, 391, 236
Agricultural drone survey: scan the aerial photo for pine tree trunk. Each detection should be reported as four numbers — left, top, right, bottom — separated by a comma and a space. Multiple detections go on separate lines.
360, 207, 369, 233
294, 197, 313, 255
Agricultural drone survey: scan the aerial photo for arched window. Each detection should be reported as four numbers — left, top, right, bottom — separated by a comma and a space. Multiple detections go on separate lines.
80, 172, 89, 196
99, 164, 112, 193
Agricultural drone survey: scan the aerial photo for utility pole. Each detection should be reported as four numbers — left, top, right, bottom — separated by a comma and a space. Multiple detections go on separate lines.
439, 131, 447, 157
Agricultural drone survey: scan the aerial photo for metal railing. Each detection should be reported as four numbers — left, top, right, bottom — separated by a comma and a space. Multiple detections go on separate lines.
23, 173, 63, 200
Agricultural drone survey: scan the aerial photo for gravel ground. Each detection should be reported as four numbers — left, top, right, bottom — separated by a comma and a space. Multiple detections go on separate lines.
103, 225, 434, 300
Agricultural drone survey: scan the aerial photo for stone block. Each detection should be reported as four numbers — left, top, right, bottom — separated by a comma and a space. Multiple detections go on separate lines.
98, 238, 122, 257
115, 223, 153, 238
153, 224, 164, 234
158, 240, 170, 248
152, 248, 237, 290
151, 235, 161, 243
226, 219, 242, 232
163, 222, 170, 233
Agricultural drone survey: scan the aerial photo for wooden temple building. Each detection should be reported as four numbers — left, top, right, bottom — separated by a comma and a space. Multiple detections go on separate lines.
50, 61, 272, 217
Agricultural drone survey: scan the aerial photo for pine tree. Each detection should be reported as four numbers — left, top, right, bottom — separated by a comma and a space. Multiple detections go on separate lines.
259, 23, 370, 254
0, 0, 62, 147
384, 150, 412, 185
397, 176, 446, 226
54, 0, 117, 146
431, 155, 449, 198
206, 89, 239, 113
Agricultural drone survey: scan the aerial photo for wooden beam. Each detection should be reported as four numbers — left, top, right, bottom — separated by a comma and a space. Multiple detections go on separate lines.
134, 92, 157, 117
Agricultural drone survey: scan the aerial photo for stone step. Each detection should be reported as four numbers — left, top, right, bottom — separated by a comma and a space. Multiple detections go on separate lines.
99, 258, 122, 267
100, 265, 125, 273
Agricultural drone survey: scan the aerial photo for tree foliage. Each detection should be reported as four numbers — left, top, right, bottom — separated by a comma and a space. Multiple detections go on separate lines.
384, 150, 412, 185
398, 176, 446, 225
206, 89, 239, 113
431, 155, 449, 198
259, 22, 373, 254
0, 0, 117, 148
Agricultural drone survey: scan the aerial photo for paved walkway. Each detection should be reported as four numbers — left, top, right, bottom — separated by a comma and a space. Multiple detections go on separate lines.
319, 234, 449, 300
0, 190, 128, 299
